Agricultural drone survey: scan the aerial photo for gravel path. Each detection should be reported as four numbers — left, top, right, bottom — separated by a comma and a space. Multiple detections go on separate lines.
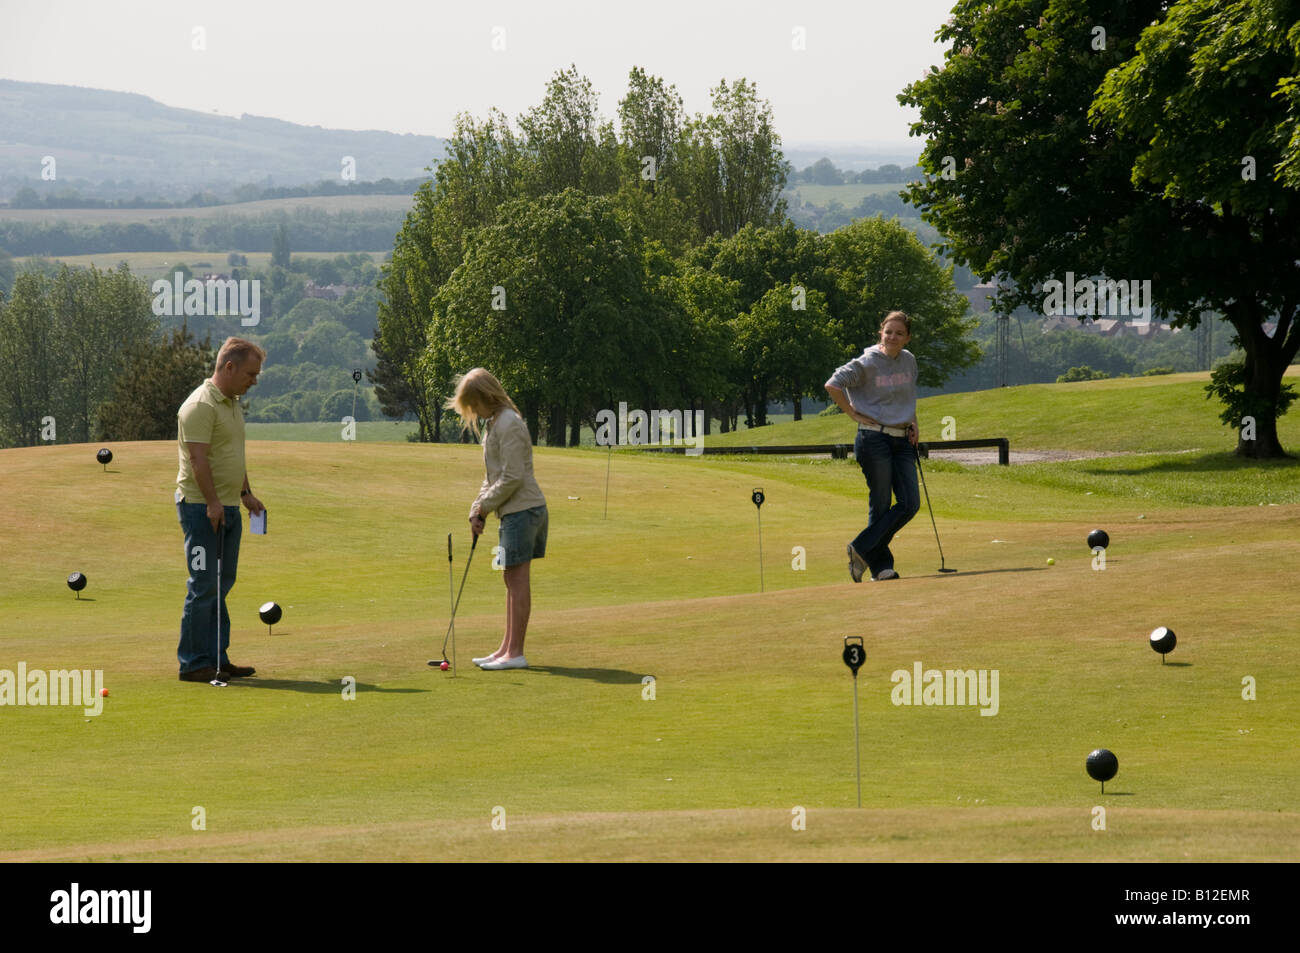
926, 448, 1200, 466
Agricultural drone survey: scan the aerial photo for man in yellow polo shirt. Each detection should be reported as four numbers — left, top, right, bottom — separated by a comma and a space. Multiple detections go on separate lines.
175, 337, 267, 682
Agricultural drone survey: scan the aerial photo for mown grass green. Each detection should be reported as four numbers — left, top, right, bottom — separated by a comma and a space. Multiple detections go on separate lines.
2, 374, 1297, 861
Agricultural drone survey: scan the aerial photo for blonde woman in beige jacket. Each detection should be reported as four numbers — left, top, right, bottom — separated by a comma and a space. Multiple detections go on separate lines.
447, 368, 548, 671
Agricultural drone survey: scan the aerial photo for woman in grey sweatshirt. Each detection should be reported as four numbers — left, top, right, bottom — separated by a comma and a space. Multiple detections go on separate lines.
824, 311, 921, 582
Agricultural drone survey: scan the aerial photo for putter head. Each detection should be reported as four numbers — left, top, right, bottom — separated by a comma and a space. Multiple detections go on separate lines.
938, 568, 958, 573
427, 658, 448, 668
209, 677, 228, 687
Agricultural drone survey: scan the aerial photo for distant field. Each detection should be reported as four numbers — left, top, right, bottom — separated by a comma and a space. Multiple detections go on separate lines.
247, 415, 799, 446
0, 193, 414, 224
787, 183, 911, 207
248, 421, 418, 443
13, 250, 389, 280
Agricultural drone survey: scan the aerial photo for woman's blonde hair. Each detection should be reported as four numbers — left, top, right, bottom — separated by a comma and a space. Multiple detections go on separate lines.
445, 367, 521, 438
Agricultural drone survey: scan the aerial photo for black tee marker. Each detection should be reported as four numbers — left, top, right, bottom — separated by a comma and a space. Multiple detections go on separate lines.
843, 635, 865, 808
752, 488, 765, 592
1087, 748, 1118, 793
259, 601, 282, 635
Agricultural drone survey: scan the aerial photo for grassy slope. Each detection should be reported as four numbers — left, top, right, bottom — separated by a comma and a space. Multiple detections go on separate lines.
707, 369, 1300, 453
1, 430, 1297, 861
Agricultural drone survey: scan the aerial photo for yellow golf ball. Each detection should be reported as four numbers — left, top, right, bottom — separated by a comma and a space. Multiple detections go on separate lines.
1046, 558, 1055, 565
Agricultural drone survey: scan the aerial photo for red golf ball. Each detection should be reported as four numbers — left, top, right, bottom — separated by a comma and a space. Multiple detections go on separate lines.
440, 662, 449, 671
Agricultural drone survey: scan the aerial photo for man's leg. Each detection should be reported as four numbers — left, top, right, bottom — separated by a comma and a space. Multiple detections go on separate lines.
177, 502, 218, 674
218, 506, 241, 668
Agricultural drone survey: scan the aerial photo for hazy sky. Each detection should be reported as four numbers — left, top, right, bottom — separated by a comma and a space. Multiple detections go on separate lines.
1, 0, 956, 147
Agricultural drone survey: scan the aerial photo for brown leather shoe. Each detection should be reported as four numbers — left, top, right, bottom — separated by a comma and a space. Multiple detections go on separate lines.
222, 662, 256, 678
179, 667, 219, 682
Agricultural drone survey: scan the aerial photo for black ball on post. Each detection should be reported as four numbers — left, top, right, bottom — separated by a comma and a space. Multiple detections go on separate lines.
1087, 528, 1109, 550
259, 601, 282, 635
1086, 748, 1118, 793
67, 572, 87, 599
1149, 626, 1176, 662
96, 448, 112, 471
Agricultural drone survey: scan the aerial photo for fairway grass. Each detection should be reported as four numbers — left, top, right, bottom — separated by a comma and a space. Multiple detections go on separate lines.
2, 441, 1297, 862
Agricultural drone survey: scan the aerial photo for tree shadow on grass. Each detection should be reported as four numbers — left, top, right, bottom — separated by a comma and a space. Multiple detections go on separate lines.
526, 666, 648, 684
1077, 450, 1300, 476
228, 678, 424, 694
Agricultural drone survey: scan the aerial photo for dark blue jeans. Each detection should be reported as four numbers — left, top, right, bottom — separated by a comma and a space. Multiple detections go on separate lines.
177, 502, 241, 673
851, 430, 920, 577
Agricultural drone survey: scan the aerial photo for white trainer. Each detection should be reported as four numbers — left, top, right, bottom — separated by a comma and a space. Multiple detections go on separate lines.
472, 654, 500, 666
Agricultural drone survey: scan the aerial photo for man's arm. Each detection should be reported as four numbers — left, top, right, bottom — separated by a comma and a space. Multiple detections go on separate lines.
186, 442, 225, 531
240, 473, 265, 516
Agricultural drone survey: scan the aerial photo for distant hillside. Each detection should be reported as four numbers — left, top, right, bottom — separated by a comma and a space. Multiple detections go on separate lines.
0, 79, 447, 201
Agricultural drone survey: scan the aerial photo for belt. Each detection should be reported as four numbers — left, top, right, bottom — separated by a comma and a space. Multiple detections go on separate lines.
859, 423, 909, 437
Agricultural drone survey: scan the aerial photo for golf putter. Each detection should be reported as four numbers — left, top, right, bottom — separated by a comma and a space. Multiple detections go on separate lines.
915, 445, 957, 573
211, 518, 229, 687
429, 532, 478, 669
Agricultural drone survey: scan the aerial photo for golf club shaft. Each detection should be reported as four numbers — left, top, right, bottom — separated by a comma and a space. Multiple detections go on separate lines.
915, 446, 948, 571
214, 517, 225, 681
446, 533, 454, 667
603, 443, 612, 519
440, 533, 478, 655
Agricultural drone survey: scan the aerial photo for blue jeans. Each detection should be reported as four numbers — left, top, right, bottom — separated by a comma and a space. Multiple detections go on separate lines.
851, 430, 920, 577
177, 502, 241, 672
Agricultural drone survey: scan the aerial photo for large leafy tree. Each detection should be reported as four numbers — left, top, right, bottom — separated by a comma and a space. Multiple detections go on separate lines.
380, 66, 799, 440
1090, 0, 1300, 457
900, 0, 1300, 457
678, 78, 792, 238
96, 327, 214, 441
425, 189, 669, 445
734, 283, 840, 425
0, 265, 155, 446
0, 271, 58, 447
821, 217, 980, 386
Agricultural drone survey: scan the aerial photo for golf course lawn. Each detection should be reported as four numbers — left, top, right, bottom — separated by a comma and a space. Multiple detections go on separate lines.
2, 385, 1298, 861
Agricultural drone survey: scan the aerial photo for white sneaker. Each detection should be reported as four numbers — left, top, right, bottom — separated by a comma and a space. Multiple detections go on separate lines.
472, 654, 500, 666
479, 655, 528, 670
